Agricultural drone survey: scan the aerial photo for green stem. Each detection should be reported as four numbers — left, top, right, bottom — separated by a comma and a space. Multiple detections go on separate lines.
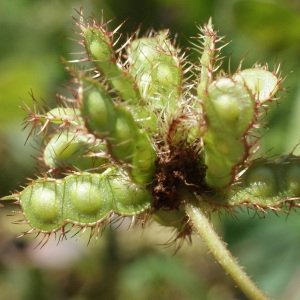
182, 188, 271, 300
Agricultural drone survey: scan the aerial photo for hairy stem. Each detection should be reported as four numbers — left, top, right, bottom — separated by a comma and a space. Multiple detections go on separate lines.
182, 188, 270, 300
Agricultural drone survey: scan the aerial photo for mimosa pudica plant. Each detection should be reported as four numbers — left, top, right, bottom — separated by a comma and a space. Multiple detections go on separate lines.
2, 9, 297, 299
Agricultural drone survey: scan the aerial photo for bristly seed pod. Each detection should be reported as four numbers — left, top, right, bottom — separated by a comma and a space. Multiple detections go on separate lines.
128, 30, 182, 120
44, 132, 108, 172
21, 181, 64, 232
108, 107, 140, 160
80, 77, 117, 138
202, 78, 255, 188
80, 19, 141, 105
3, 171, 153, 241
208, 155, 300, 209
232, 68, 279, 103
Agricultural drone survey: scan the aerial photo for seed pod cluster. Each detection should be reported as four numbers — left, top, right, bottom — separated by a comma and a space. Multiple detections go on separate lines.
7, 171, 153, 237
1, 12, 287, 246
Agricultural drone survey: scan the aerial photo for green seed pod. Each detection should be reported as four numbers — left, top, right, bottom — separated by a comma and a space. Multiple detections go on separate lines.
64, 174, 113, 225
207, 156, 300, 209
203, 132, 246, 188
153, 60, 180, 88
205, 132, 246, 165
128, 31, 182, 114
285, 164, 300, 196
232, 68, 279, 103
131, 105, 157, 133
202, 77, 255, 188
83, 27, 113, 66
245, 164, 278, 198
152, 207, 188, 232
108, 107, 140, 160
44, 132, 108, 171
203, 149, 234, 188
204, 78, 255, 137
107, 108, 156, 184
129, 135, 156, 185
80, 23, 155, 131
129, 36, 164, 77
20, 180, 64, 232
79, 76, 156, 182
110, 176, 153, 215
80, 24, 140, 104
4, 169, 155, 236
27, 106, 83, 136
80, 78, 117, 138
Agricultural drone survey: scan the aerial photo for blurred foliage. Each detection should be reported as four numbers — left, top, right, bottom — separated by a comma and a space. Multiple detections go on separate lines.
0, 0, 300, 299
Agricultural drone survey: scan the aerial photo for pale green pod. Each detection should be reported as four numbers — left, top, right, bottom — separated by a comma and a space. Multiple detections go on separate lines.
20, 180, 64, 232
205, 132, 246, 165
203, 150, 234, 188
81, 78, 117, 138
129, 135, 156, 185
152, 208, 188, 231
204, 78, 255, 137
152, 60, 180, 88
129, 36, 164, 77
80, 76, 156, 181
244, 164, 278, 198
44, 132, 108, 171
108, 107, 140, 161
203, 128, 246, 188
151, 54, 182, 112
202, 77, 255, 188
82, 27, 112, 64
128, 31, 182, 114
285, 164, 300, 196
130, 105, 158, 133
109, 176, 153, 215
81, 26, 140, 104
10, 169, 156, 235
207, 157, 300, 208
232, 68, 279, 103
64, 174, 113, 225
107, 108, 156, 184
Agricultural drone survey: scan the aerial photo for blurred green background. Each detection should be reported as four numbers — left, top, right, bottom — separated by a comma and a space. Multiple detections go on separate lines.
1, 0, 300, 299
